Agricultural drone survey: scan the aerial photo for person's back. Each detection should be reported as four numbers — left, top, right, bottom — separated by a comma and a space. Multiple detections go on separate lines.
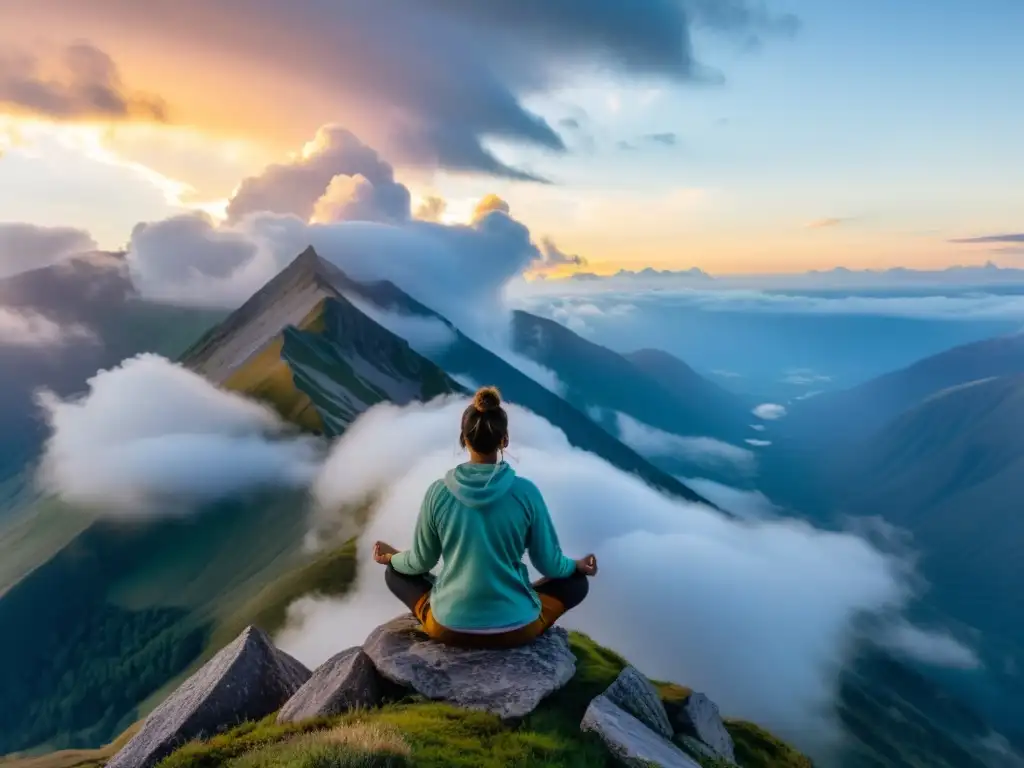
373, 386, 597, 649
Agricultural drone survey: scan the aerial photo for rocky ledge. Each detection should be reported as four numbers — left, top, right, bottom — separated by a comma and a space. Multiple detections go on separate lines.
107, 627, 310, 768
108, 614, 746, 768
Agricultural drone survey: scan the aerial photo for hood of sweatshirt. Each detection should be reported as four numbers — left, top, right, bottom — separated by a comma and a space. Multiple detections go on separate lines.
444, 461, 517, 508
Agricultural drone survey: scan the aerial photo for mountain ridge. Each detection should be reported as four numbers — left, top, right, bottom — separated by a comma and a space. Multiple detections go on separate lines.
511, 312, 751, 445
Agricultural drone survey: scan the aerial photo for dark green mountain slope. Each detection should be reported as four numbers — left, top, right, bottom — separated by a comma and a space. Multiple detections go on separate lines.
512, 312, 751, 443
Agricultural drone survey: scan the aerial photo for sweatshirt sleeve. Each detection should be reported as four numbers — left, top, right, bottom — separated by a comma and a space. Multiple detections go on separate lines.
391, 481, 443, 576
524, 482, 577, 579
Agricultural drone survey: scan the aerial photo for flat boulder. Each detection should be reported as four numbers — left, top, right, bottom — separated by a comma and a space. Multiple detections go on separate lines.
665, 692, 736, 764
362, 614, 575, 719
603, 666, 673, 739
278, 647, 387, 723
107, 626, 310, 768
582, 695, 702, 768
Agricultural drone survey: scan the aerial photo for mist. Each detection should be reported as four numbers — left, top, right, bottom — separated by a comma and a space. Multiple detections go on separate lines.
0, 307, 96, 347
274, 395, 959, 750
35, 354, 323, 513
614, 411, 755, 475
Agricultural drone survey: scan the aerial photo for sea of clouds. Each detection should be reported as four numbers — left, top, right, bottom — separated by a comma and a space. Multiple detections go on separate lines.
33, 352, 981, 752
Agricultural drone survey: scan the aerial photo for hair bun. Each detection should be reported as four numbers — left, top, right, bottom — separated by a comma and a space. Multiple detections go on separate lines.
473, 386, 502, 413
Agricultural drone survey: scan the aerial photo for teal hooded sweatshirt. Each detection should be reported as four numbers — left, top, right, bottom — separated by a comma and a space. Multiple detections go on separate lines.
390, 462, 577, 631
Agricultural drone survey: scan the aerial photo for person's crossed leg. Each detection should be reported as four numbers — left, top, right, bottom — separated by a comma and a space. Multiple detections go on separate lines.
385, 564, 588, 649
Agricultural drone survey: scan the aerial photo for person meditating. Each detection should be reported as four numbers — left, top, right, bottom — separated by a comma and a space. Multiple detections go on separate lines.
372, 386, 598, 649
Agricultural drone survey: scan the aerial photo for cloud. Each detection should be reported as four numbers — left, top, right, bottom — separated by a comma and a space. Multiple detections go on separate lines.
0, 307, 96, 347
227, 126, 411, 224
794, 390, 822, 401
34, 354, 322, 513
950, 233, 1024, 245
681, 477, 780, 520
277, 396, 918, 751
414, 196, 447, 223
782, 369, 831, 386
0, 222, 97, 279
745, 439, 772, 447
15, 0, 799, 180
644, 132, 678, 146
125, 130, 551, 344
875, 622, 981, 670
0, 42, 168, 122
682, 0, 801, 39
753, 403, 787, 420
534, 238, 588, 271
615, 412, 755, 475
471, 193, 511, 222
750, 424, 766, 432
805, 218, 850, 230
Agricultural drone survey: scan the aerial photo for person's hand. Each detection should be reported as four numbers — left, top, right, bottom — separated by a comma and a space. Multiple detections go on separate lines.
575, 554, 598, 577
373, 541, 398, 565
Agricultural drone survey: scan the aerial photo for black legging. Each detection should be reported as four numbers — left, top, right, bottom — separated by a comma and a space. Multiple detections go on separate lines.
385, 564, 589, 617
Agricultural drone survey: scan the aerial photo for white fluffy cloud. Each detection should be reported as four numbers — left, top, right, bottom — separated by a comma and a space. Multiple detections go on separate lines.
35, 354, 323, 513
274, 396, 959, 752
876, 622, 981, 670
615, 411, 755, 475
0, 307, 96, 347
228, 127, 411, 224
753, 403, 787, 420
0, 222, 96, 279
681, 478, 780, 520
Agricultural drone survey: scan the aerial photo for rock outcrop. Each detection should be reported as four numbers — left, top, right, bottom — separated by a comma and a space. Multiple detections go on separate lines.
107, 626, 310, 768
665, 691, 737, 763
603, 665, 674, 739
278, 647, 388, 724
581, 666, 738, 768
363, 614, 576, 719
582, 695, 702, 768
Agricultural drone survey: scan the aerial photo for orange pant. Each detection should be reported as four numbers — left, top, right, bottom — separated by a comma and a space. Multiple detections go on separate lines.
413, 592, 568, 650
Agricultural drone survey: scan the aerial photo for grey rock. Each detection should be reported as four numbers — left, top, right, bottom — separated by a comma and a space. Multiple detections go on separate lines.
581, 695, 702, 768
362, 614, 575, 719
665, 692, 736, 763
107, 626, 310, 768
677, 734, 723, 763
603, 665, 673, 739
278, 647, 385, 723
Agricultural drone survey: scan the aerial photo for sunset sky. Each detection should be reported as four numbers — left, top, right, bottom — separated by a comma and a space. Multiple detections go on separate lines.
0, 0, 1021, 275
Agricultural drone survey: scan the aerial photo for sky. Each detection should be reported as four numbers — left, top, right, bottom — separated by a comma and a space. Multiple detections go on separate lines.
0, 0, 1021, 275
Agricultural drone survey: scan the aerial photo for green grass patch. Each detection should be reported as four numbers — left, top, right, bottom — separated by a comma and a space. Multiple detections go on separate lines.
725, 720, 813, 768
